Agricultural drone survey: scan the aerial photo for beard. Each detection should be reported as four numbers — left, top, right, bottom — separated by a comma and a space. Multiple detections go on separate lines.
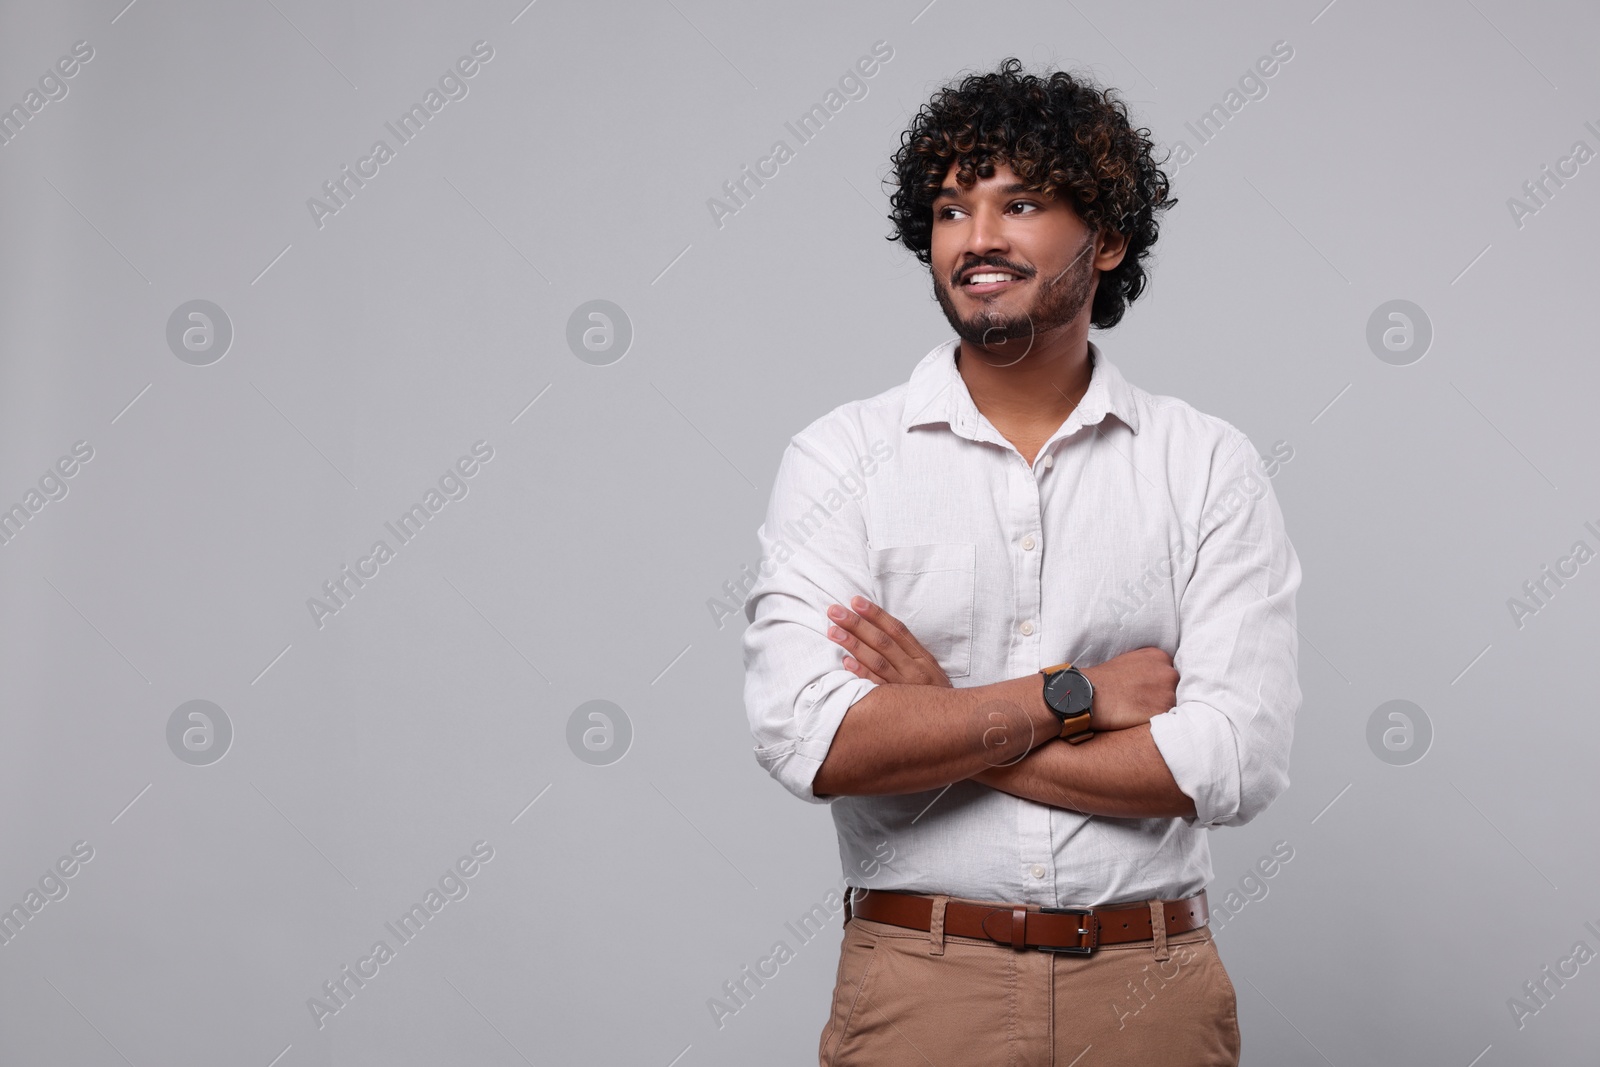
933, 234, 1097, 360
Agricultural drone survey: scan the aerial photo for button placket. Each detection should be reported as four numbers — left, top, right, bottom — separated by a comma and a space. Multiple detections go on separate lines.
1007, 458, 1044, 661
1017, 466, 1042, 638
1012, 456, 1053, 903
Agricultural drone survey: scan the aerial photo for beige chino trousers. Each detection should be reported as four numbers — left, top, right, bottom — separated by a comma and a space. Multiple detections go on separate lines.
819, 895, 1240, 1066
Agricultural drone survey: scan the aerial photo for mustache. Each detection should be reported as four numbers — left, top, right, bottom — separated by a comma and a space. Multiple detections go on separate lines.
951, 257, 1034, 286
950, 232, 1097, 289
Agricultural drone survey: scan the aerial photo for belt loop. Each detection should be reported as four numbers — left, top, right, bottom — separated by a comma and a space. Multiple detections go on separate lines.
843, 885, 856, 927
1148, 898, 1170, 961
927, 895, 948, 956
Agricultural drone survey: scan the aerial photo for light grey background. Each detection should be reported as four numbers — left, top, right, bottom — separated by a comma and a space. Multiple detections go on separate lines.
1, 0, 1595, 1063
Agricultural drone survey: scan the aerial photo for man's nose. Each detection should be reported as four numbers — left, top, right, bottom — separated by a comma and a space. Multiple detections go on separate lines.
964, 204, 1009, 256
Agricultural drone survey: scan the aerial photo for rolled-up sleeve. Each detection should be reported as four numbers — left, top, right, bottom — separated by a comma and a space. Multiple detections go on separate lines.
1147, 430, 1302, 828
741, 430, 881, 804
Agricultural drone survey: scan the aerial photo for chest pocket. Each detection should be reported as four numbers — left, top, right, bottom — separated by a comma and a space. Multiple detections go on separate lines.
866, 542, 977, 679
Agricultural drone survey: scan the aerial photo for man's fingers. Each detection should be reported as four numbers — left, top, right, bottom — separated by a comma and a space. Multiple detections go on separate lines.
851, 597, 935, 664
828, 603, 909, 671
829, 623, 896, 677
850, 596, 904, 636
842, 654, 887, 685
827, 598, 951, 687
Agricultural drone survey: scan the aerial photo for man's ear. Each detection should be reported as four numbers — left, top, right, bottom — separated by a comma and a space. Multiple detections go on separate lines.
1094, 228, 1129, 272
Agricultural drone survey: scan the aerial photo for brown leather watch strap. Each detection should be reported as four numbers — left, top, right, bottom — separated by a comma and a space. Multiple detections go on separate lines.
849, 888, 1208, 953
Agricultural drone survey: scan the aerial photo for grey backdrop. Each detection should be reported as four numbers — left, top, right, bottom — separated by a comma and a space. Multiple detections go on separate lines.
1, 0, 1596, 1063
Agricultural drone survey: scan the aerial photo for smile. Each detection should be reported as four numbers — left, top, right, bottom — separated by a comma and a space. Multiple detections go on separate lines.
961, 271, 1025, 294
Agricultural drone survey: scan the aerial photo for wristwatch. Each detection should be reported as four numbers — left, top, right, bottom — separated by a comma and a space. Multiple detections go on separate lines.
1039, 661, 1095, 744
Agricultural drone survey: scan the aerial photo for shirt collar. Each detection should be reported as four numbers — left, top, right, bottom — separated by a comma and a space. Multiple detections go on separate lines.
900, 336, 1142, 441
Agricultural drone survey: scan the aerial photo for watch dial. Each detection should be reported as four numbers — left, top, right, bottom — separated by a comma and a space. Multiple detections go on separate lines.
1049, 672, 1091, 716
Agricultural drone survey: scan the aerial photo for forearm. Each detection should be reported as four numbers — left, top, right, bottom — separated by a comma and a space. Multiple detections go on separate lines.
813, 674, 1056, 798
970, 724, 1197, 818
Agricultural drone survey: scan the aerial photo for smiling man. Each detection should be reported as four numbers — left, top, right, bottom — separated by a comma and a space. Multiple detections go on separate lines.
741, 59, 1301, 1065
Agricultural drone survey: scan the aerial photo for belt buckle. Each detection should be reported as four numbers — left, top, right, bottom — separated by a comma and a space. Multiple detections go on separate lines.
1036, 906, 1097, 955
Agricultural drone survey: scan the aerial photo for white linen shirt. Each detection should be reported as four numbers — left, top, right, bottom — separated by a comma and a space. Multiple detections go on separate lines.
741, 336, 1302, 907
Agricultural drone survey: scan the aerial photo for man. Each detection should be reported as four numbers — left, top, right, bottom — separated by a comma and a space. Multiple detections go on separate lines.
741, 58, 1300, 1065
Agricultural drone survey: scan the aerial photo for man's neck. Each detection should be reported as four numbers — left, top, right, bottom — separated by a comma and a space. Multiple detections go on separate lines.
955, 324, 1094, 443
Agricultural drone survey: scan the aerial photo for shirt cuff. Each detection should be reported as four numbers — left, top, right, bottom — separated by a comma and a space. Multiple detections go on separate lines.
753, 672, 879, 805
1147, 702, 1241, 828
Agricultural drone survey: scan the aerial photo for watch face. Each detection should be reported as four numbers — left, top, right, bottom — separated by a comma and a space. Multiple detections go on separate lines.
1046, 669, 1092, 716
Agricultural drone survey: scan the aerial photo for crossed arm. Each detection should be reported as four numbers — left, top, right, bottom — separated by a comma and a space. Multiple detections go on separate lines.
810, 596, 1197, 819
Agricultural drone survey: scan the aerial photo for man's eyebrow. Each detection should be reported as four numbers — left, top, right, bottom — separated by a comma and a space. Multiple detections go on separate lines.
932, 182, 1039, 202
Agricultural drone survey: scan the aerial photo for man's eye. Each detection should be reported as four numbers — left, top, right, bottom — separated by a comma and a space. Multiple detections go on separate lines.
1010, 201, 1039, 214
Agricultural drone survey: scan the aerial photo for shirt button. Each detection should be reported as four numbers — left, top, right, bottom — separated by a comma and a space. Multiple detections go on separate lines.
1031, 865, 1046, 879
1019, 620, 1035, 636
1021, 535, 1036, 551
1040, 454, 1054, 469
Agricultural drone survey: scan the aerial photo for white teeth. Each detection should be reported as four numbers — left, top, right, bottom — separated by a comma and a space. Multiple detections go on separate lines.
966, 272, 1017, 285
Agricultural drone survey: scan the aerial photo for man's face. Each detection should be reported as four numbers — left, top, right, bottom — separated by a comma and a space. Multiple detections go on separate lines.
929, 159, 1123, 355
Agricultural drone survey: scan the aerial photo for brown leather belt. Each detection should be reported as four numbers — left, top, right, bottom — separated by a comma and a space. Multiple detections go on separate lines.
846, 888, 1208, 955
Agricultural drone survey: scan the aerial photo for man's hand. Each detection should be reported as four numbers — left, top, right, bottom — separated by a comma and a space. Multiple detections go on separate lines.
815, 596, 1052, 795
825, 596, 954, 688
1079, 646, 1180, 731
969, 646, 1189, 815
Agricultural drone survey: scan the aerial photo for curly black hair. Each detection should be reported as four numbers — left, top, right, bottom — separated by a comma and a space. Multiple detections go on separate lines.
886, 58, 1175, 329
